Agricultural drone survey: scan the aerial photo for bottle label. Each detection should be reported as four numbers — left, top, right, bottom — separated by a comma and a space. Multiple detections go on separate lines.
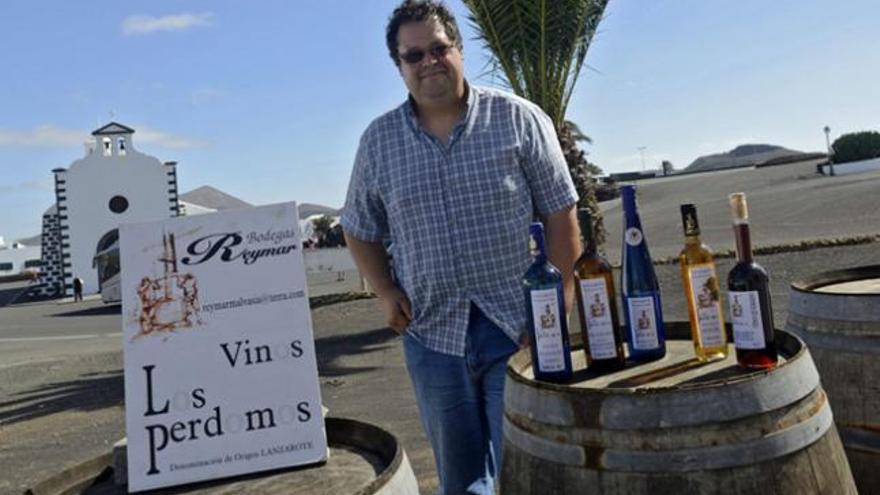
578, 277, 617, 360
624, 227, 644, 247
529, 288, 565, 372
687, 264, 725, 347
728, 290, 766, 350
626, 296, 660, 350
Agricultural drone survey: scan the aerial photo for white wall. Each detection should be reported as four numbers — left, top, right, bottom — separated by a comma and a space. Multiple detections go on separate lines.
0, 245, 42, 275
64, 139, 173, 294
302, 247, 357, 273
820, 157, 880, 176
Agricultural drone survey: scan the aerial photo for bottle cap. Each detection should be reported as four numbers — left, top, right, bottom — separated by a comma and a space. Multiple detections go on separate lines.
729, 193, 749, 223
680, 204, 700, 236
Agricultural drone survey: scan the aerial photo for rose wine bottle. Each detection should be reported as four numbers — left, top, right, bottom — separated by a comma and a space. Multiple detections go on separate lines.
726, 193, 778, 369
620, 185, 666, 362
574, 209, 626, 371
523, 222, 573, 382
679, 204, 728, 361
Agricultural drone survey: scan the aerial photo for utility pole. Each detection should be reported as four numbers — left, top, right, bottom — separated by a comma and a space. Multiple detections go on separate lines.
823, 126, 835, 176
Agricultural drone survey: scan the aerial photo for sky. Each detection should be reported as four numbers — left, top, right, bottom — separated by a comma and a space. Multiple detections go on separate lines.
1, 0, 879, 241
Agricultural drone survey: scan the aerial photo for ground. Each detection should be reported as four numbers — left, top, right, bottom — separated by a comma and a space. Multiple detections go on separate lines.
1, 160, 879, 494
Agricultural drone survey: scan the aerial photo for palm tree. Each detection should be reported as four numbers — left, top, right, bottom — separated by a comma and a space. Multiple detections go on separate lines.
463, 0, 609, 246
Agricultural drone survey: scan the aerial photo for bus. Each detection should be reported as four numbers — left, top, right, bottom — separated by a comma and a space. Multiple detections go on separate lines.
93, 236, 121, 303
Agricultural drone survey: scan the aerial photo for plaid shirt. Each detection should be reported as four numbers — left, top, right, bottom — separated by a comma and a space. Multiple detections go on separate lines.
341, 84, 578, 356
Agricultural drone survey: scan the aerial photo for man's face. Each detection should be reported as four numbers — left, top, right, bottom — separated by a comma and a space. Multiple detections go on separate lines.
396, 18, 464, 105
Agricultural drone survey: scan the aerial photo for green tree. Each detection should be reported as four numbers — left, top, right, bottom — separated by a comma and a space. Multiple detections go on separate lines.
831, 131, 880, 164
311, 215, 334, 245
463, 0, 610, 245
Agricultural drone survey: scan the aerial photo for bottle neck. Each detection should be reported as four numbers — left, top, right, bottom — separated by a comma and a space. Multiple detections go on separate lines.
684, 234, 702, 246
733, 223, 753, 262
622, 194, 642, 229
578, 219, 597, 257
530, 227, 548, 264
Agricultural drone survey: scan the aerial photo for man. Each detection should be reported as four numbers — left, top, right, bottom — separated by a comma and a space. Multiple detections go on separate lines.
73, 276, 84, 302
341, 1, 580, 493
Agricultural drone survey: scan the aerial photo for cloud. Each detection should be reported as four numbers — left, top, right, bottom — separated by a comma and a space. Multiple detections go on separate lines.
191, 88, 226, 105
136, 126, 207, 149
0, 179, 54, 193
0, 125, 205, 150
121, 13, 214, 36
0, 126, 87, 147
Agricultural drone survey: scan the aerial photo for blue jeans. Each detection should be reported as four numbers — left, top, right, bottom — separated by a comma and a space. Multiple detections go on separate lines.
403, 305, 519, 495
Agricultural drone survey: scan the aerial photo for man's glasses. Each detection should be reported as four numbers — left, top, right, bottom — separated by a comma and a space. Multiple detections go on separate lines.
399, 44, 453, 65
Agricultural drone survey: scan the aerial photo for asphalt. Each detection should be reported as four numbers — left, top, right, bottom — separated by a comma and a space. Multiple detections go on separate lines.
2, 160, 880, 494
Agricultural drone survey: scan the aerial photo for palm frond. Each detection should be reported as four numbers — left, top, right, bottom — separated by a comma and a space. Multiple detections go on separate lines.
463, 0, 609, 128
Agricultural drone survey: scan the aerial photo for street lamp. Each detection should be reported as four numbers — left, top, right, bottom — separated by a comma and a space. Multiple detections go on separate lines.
823, 126, 835, 176
637, 146, 647, 172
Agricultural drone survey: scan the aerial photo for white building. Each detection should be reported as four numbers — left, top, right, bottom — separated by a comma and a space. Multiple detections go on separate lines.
39, 122, 180, 296
0, 242, 42, 278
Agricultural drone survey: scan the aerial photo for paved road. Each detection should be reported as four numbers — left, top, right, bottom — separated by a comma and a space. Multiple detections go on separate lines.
3, 160, 880, 493
3, 242, 880, 494
600, 160, 880, 260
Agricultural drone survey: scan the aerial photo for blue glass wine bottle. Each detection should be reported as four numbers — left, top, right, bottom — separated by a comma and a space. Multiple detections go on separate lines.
620, 185, 666, 361
523, 222, 573, 382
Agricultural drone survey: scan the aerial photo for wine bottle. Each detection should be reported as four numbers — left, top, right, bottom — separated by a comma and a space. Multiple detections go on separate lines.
620, 185, 666, 362
726, 193, 778, 369
574, 209, 626, 371
679, 204, 728, 361
523, 221, 573, 382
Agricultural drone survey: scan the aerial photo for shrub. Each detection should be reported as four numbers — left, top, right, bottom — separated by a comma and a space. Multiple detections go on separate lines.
831, 131, 880, 164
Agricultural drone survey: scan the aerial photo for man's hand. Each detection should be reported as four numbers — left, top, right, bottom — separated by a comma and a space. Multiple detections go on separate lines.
377, 286, 413, 334
343, 233, 412, 334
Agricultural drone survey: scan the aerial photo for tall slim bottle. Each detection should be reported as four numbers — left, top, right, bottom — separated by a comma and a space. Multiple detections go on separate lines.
620, 186, 666, 362
726, 193, 778, 369
679, 204, 728, 361
523, 222, 573, 382
574, 209, 626, 371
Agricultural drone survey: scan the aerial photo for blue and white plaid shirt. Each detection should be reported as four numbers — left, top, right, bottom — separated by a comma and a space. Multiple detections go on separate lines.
341, 84, 578, 356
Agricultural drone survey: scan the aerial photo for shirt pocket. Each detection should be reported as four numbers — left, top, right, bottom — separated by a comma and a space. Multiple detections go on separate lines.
469, 143, 529, 215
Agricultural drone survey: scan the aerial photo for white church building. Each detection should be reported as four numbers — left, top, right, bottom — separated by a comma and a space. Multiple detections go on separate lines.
39, 122, 181, 297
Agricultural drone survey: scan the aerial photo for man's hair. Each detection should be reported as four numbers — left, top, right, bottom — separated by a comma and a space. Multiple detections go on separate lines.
386, 0, 463, 66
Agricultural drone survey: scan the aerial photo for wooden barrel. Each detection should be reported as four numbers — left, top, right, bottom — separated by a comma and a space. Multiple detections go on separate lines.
25, 417, 419, 495
786, 265, 880, 493
501, 322, 856, 495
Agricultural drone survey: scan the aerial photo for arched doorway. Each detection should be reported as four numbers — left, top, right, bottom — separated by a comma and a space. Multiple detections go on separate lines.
93, 228, 120, 292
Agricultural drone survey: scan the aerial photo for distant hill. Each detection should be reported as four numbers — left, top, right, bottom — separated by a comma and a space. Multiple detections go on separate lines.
179, 185, 252, 211
686, 144, 819, 172
298, 203, 341, 219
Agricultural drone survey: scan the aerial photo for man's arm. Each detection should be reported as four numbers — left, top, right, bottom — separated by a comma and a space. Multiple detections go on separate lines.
343, 233, 412, 333
541, 204, 581, 314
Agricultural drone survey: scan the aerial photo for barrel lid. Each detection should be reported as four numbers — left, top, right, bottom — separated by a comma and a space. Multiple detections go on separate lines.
790, 264, 880, 296
509, 322, 801, 394
506, 323, 818, 429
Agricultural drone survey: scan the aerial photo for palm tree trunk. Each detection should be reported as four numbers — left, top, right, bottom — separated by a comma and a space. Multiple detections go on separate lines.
558, 122, 606, 248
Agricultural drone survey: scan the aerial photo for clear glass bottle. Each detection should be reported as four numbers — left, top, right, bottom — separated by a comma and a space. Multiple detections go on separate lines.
726, 193, 778, 369
679, 204, 728, 361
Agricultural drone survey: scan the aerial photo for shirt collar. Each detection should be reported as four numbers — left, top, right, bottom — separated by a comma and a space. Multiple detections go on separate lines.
403, 81, 476, 137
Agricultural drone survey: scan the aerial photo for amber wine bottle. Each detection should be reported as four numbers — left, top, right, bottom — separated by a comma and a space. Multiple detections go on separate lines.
678, 204, 728, 361
574, 209, 626, 371
726, 193, 778, 369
